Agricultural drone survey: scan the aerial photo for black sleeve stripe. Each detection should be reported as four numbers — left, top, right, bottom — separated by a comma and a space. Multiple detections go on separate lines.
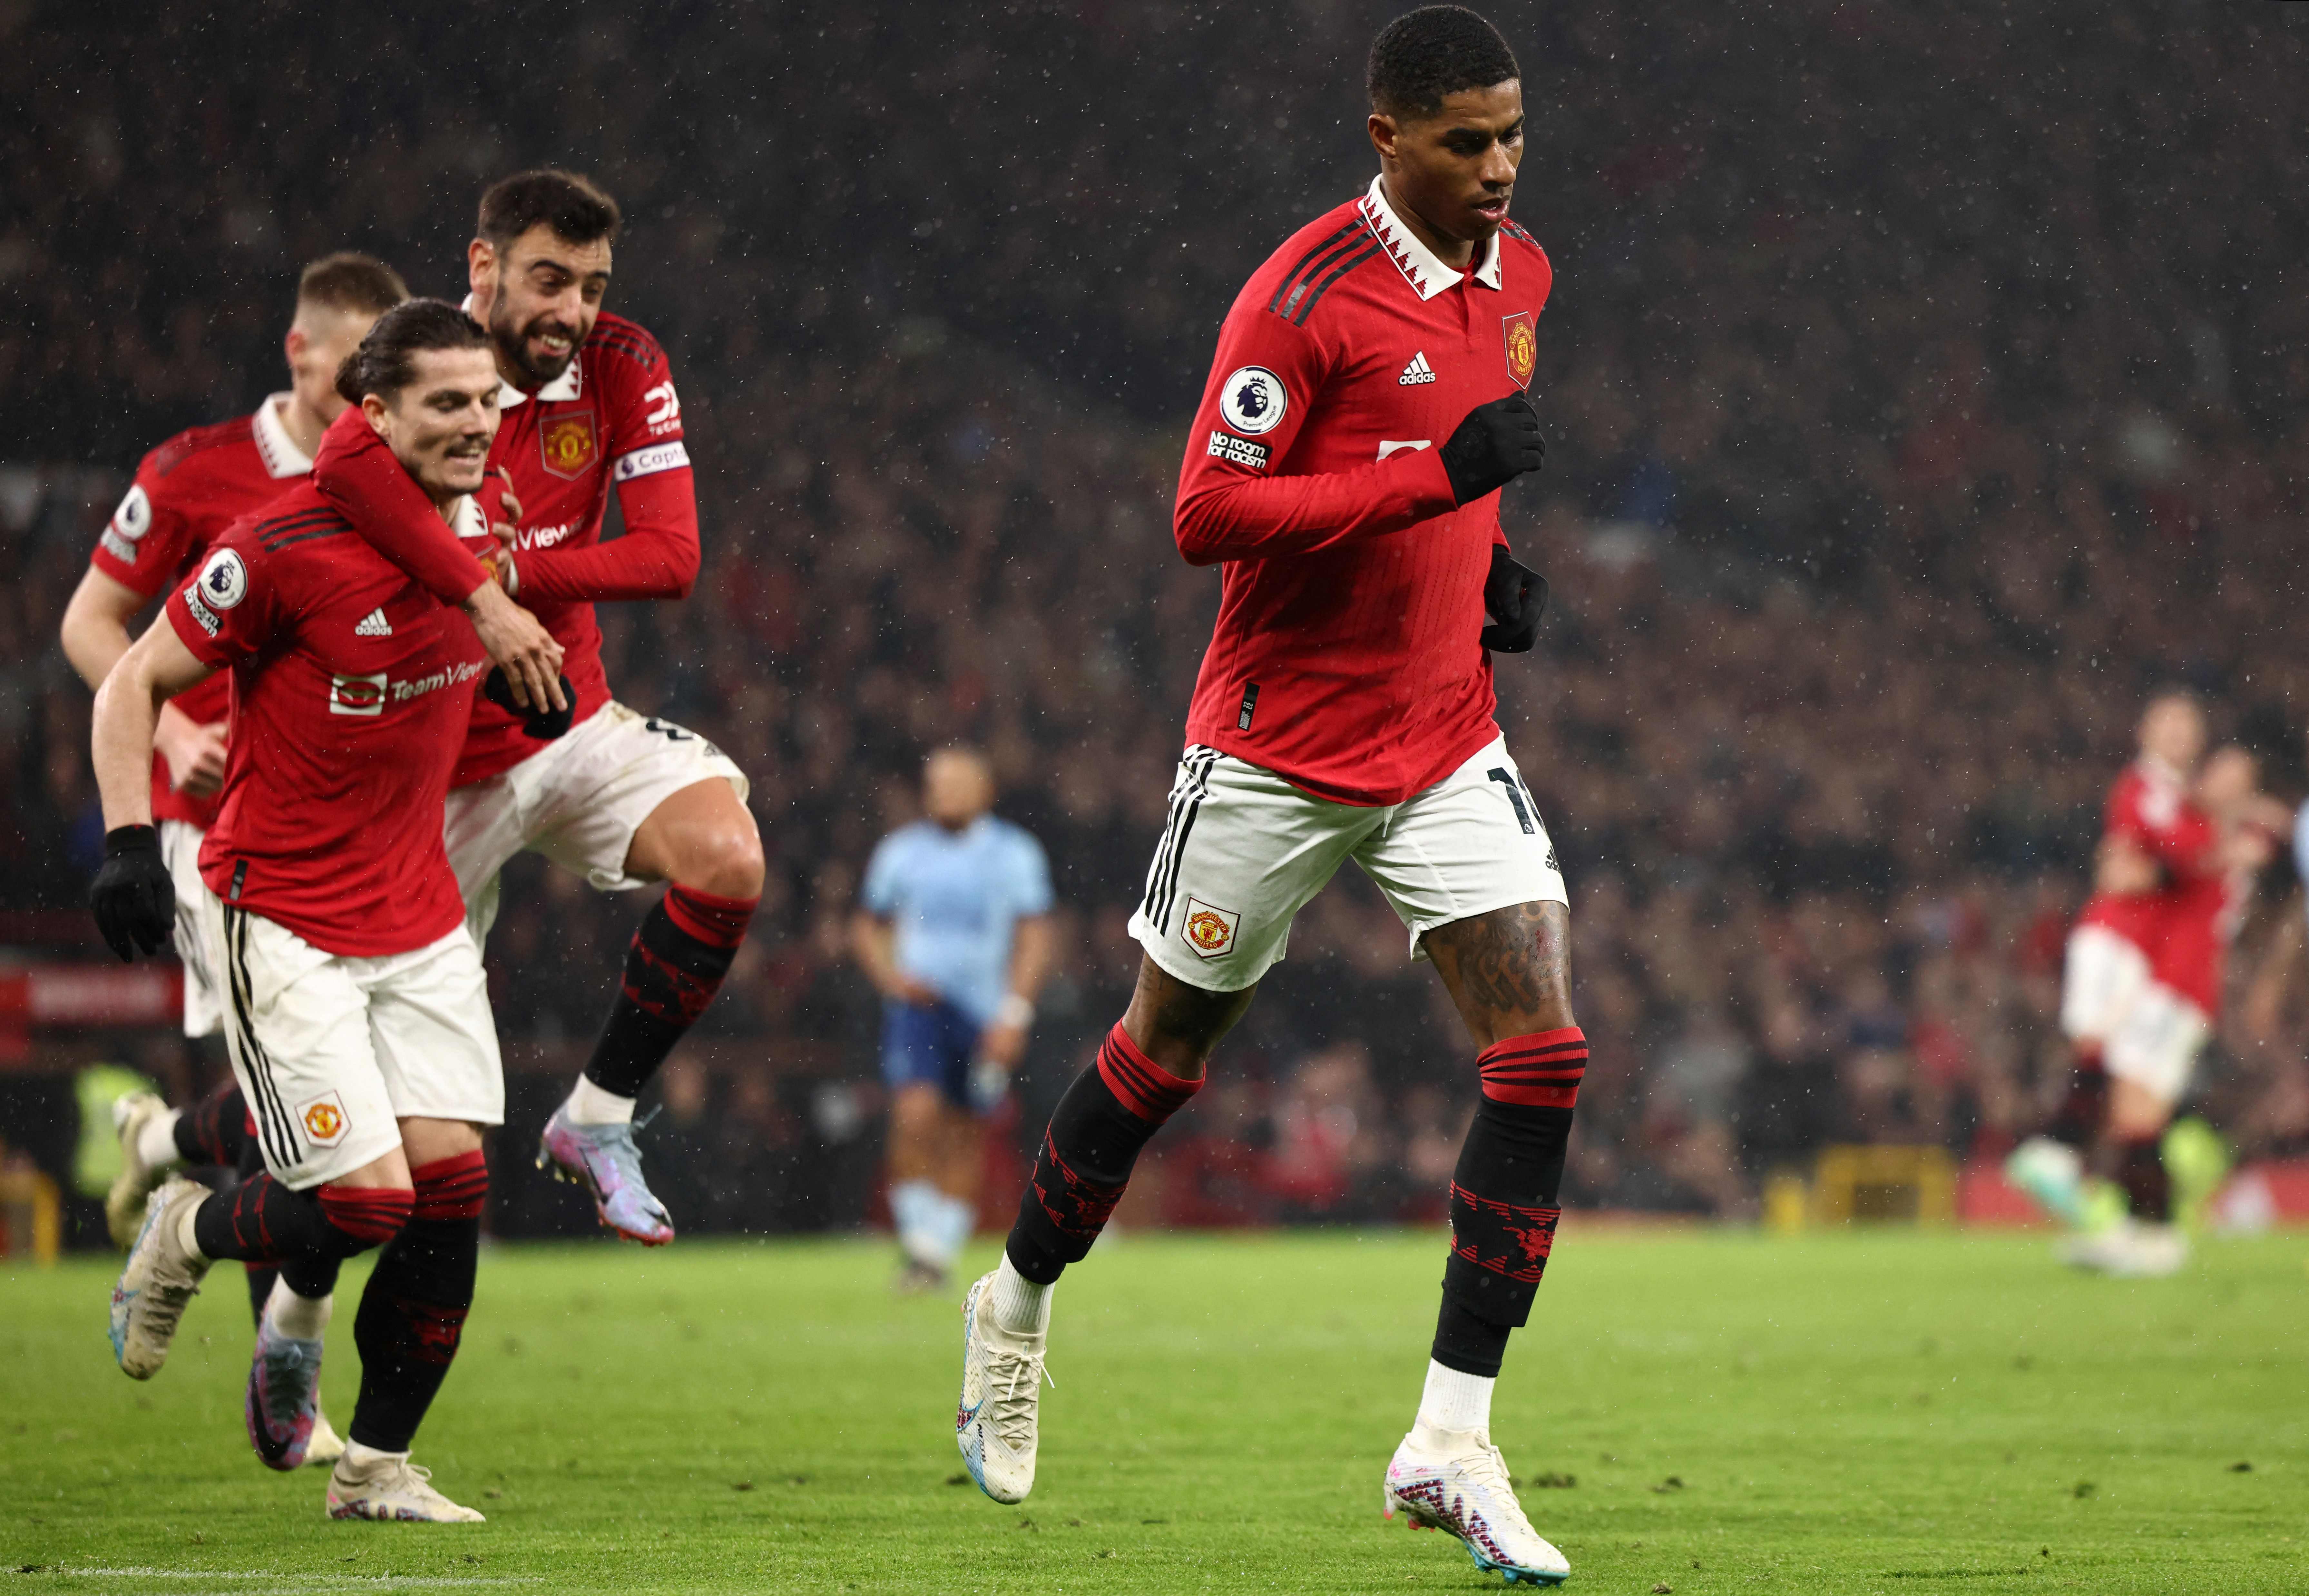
588, 325, 665, 370
1289, 242, 1382, 326
252, 507, 342, 546
1265, 220, 1368, 317
1277, 232, 1379, 323
259, 527, 349, 553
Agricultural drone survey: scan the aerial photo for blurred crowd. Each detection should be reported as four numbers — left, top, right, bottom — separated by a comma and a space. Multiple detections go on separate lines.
6, 2, 2309, 1228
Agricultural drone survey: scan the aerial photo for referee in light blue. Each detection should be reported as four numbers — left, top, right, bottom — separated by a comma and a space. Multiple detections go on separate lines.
852, 746, 1055, 1291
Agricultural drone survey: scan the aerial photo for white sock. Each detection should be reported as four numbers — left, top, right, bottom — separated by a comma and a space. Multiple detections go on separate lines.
176, 1199, 207, 1263
1416, 1358, 1495, 1437
343, 1439, 407, 1472
137, 1108, 184, 1170
565, 1074, 635, 1126
927, 1193, 976, 1267
988, 1251, 1051, 1337
891, 1179, 941, 1263
265, 1275, 332, 1340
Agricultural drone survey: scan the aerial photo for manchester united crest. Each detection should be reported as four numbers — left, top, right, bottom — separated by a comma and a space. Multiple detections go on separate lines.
540, 410, 598, 479
1180, 896, 1240, 960
1502, 311, 1537, 390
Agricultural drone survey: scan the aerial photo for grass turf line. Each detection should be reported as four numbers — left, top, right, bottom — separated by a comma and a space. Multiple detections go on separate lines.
2, 1229, 2303, 1592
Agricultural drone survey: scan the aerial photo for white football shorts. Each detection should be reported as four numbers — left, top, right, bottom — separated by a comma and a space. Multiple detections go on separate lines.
1126, 734, 1568, 993
445, 700, 750, 945
2060, 924, 2209, 1104
159, 819, 223, 1040
207, 901, 504, 1190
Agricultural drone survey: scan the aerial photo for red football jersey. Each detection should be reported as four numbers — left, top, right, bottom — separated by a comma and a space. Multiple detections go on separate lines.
2148, 855, 2243, 1017
164, 483, 487, 958
310, 308, 698, 787
93, 397, 313, 827
1172, 176, 1553, 805
2074, 760, 2220, 954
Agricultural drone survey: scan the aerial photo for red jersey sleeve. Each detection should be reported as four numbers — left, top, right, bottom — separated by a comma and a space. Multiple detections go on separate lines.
517, 333, 700, 602
2108, 776, 2215, 874
91, 453, 194, 599
1171, 299, 1457, 567
312, 408, 492, 606
165, 541, 278, 669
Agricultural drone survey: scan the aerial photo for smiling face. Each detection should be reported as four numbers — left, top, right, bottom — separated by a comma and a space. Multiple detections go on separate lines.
470, 222, 613, 390
362, 347, 504, 506
1369, 79, 1525, 261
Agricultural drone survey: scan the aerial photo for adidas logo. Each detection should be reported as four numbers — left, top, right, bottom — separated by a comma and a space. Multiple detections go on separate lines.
354, 608, 392, 638
1399, 351, 1436, 386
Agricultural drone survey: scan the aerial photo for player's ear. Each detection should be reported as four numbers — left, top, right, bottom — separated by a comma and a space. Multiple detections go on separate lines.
360, 390, 392, 437
467, 237, 494, 296
1368, 111, 1401, 162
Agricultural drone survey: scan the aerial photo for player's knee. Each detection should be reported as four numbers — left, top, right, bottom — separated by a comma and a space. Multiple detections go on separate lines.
673, 820, 765, 899
317, 1181, 415, 1256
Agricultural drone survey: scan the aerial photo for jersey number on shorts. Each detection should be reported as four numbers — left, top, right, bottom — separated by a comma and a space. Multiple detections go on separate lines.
644, 716, 726, 759
1487, 768, 1538, 836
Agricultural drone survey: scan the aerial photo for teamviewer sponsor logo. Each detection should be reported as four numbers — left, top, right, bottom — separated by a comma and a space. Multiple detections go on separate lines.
1208, 431, 1270, 470
612, 440, 690, 482
390, 659, 484, 703
329, 672, 387, 717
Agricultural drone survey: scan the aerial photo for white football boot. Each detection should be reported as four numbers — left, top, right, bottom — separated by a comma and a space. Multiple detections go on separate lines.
2060, 1218, 2187, 1278
955, 1271, 1044, 1503
1384, 1425, 1570, 1587
326, 1453, 485, 1522
110, 1178, 212, 1379
106, 1091, 179, 1249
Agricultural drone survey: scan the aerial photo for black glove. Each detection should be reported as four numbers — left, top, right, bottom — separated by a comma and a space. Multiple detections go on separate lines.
90, 824, 175, 963
1480, 545, 1548, 653
1438, 390, 1545, 505
484, 667, 577, 740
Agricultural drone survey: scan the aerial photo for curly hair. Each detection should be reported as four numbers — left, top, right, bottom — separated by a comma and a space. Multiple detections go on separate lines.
1367, 6, 1519, 119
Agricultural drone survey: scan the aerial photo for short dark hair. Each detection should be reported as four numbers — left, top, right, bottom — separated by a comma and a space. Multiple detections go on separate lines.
334, 298, 492, 404
296, 252, 408, 318
1368, 6, 1520, 119
476, 168, 622, 252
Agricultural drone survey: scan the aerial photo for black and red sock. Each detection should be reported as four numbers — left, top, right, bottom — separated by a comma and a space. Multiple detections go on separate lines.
192, 1173, 412, 1264
1003, 1024, 1203, 1285
349, 1151, 487, 1453
175, 1080, 257, 1169
582, 885, 758, 1099
2114, 1135, 2171, 1222
1432, 1028, 1586, 1379
2046, 1046, 2108, 1150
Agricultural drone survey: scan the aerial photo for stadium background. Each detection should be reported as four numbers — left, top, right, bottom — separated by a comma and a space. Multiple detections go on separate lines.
4, 0, 2308, 1244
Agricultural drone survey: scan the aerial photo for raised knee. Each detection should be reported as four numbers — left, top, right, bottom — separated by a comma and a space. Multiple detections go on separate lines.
675, 824, 765, 900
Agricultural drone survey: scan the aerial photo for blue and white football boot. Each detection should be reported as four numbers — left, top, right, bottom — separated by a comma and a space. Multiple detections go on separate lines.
537, 1105, 674, 1245
1385, 1424, 1571, 1586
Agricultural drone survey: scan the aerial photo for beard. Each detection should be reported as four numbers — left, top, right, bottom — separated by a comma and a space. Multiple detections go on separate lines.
490, 299, 579, 390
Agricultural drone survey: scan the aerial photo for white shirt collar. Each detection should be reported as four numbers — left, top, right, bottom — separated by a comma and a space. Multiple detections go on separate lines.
460, 294, 582, 407
252, 393, 314, 478
1359, 175, 1503, 300
447, 493, 485, 542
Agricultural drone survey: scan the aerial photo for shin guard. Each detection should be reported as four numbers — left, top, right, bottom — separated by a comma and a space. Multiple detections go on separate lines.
349, 1152, 486, 1453
1433, 1029, 1585, 1375
1004, 1024, 1201, 1284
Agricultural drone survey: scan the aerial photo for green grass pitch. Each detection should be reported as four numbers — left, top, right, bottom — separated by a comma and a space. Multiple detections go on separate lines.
3, 1228, 2304, 1593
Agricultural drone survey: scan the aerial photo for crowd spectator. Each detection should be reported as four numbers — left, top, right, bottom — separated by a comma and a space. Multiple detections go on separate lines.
7, 2, 2309, 1229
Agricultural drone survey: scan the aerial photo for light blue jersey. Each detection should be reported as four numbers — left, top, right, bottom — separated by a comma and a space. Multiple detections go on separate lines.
2294, 804, 2309, 925
861, 816, 1053, 1026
